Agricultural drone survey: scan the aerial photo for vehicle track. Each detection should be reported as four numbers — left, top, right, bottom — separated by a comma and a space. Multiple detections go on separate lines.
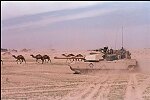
61, 73, 150, 100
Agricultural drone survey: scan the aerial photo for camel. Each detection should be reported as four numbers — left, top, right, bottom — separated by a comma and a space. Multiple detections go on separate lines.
30, 54, 44, 64
75, 54, 84, 57
75, 54, 84, 61
62, 54, 75, 62
43, 55, 51, 63
62, 54, 75, 57
12, 55, 26, 64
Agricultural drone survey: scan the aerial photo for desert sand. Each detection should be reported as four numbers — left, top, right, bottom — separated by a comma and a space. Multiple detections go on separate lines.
1, 49, 150, 100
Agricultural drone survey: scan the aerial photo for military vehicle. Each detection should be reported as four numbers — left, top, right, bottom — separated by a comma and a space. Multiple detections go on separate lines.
68, 47, 137, 74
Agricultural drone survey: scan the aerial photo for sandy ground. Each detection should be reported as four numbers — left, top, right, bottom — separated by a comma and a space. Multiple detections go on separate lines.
1, 49, 150, 100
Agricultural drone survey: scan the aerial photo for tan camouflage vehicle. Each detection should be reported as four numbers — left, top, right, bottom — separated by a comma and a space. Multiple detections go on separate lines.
68, 47, 137, 74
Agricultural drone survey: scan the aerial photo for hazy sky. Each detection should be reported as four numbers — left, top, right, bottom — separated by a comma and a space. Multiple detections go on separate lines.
1, 1, 150, 50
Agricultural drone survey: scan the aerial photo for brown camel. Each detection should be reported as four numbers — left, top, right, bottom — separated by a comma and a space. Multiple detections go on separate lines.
75, 54, 84, 61
62, 54, 75, 57
12, 55, 26, 64
62, 54, 75, 62
30, 54, 44, 64
43, 55, 51, 63
75, 54, 83, 57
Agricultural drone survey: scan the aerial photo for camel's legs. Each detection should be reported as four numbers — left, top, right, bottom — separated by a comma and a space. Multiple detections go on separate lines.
66, 59, 68, 63
18, 59, 22, 64
16, 59, 18, 64
66, 58, 73, 63
46, 59, 49, 63
41, 59, 44, 64
69, 59, 73, 63
21, 59, 24, 63
19, 59, 22, 64
36, 59, 40, 63
45, 59, 48, 63
70, 59, 74, 62
24, 59, 26, 63
48, 59, 51, 63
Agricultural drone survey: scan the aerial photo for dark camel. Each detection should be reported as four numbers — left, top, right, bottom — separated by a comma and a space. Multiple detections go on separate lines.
75, 54, 84, 57
62, 54, 75, 57
30, 54, 44, 64
43, 55, 51, 63
12, 55, 26, 64
62, 54, 75, 62
75, 54, 84, 61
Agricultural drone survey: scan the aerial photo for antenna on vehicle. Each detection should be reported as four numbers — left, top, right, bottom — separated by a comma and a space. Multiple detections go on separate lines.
115, 29, 118, 50
122, 26, 124, 49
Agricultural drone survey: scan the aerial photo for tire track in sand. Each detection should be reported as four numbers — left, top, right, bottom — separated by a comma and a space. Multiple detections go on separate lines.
61, 75, 110, 100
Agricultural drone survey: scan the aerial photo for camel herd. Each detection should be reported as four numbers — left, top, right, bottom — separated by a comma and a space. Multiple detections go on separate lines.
62, 54, 84, 62
1, 53, 84, 64
30, 54, 51, 64
11, 54, 51, 64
